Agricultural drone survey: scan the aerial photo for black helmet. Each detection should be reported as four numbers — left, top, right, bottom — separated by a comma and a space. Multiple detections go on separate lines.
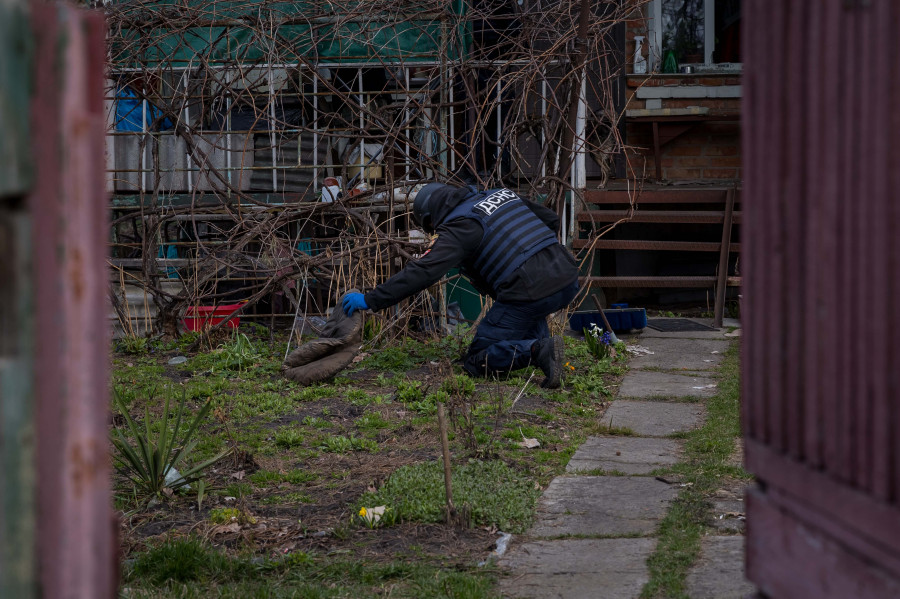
412, 183, 447, 233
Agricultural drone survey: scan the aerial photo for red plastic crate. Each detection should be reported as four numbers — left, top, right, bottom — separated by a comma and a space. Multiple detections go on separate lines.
182, 303, 244, 331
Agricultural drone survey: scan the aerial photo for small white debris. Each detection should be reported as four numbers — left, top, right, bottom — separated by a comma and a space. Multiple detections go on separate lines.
518, 437, 541, 449
626, 345, 655, 356
479, 532, 513, 566
224, 496, 237, 502
692, 384, 717, 390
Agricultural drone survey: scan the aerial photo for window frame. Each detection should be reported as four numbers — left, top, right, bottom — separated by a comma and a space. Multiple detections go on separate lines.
648, 0, 740, 72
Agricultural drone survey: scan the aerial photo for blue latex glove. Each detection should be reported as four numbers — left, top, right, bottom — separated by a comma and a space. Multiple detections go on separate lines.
342, 292, 368, 316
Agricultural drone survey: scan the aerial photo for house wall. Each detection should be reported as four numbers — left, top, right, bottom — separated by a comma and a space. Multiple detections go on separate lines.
617, 14, 743, 184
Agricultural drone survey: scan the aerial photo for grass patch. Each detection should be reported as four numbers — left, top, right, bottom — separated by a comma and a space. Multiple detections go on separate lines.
113, 323, 626, 597
641, 341, 749, 599
124, 537, 499, 598
248, 469, 317, 487
260, 492, 313, 505
273, 428, 305, 448
319, 435, 377, 454
359, 460, 539, 533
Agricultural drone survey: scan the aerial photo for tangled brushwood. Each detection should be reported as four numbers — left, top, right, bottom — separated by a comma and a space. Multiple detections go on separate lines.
104, 0, 646, 337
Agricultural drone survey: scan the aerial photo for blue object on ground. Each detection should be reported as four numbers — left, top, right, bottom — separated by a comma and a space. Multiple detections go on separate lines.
610, 303, 629, 309
569, 308, 648, 333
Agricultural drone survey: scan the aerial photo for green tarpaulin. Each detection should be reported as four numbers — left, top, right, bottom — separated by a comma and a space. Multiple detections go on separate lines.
111, 0, 470, 66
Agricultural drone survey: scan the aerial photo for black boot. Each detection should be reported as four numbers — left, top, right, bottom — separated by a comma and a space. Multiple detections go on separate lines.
531, 336, 564, 389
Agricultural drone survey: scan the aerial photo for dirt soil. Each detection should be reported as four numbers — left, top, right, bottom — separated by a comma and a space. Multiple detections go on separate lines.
112, 328, 624, 570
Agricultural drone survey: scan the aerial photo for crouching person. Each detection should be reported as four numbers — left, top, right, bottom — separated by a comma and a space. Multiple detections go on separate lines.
341, 183, 579, 388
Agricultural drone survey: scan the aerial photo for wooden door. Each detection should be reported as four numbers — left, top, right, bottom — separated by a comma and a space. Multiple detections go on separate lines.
743, 1, 900, 596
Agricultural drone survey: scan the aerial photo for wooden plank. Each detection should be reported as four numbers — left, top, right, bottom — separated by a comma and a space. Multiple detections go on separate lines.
0, 0, 31, 197
762, 0, 786, 454
783, 0, 807, 461
583, 189, 733, 204
746, 438, 900, 559
577, 210, 742, 224
742, 0, 765, 443
802, 0, 825, 469
746, 488, 900, 599
579, 275, 741, 288
889, 0, 900, 507
713, 187, 735, 327
854, 0, 874, 494
868, 0, 892, 502
0, 209, 36, 599
818, 0, 842, 488
0, 0, 34, 596
570, 239, 741, 252
836, 0, 858, 486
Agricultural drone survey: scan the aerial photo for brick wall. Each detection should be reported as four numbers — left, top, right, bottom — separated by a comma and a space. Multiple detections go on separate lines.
616, 8, 743, 185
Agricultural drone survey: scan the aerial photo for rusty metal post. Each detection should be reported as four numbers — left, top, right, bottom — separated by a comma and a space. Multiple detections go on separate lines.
32, 5, 113, 597
1, 2, 114, 597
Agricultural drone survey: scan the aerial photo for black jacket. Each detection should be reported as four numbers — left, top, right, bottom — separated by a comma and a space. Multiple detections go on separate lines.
364, 188, 578, 312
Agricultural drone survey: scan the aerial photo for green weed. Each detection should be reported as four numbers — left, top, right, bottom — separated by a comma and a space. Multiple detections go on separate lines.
320, 435, 377, 454
355, 412, 390, 430
223, 482, 251, 498
301, 416, 329, 428
118, 335, 150, 355
260, 492, 313, 505
209, 507, 256, 525
395, 379, 423, 403
360, 459, 539, 533
274, 428, 305, 448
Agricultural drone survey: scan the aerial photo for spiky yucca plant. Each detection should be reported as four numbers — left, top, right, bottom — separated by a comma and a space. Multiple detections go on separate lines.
112, 389, 228, 501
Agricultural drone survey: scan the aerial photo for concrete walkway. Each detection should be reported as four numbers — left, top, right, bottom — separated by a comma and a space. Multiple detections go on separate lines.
499, 318, 753, 599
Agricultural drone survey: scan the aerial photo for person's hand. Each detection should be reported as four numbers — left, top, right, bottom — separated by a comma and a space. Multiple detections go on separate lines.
342, 292, 368, 316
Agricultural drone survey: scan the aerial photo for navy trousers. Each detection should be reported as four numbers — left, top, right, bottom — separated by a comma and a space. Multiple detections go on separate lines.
463, 282, 579, 377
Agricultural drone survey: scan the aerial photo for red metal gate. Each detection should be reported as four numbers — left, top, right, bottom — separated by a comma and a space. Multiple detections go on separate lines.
743, 1, 900, 596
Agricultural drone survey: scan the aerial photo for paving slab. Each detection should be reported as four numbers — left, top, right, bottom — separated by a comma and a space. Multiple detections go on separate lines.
528, 476, 677, 538
627, 338, 730, 372
499, 538, 656, 599
617, 370, 718, 399
710, 499, 746, 532
600, 400, 705, 437
686, 536, 755, 599
722, 317, 741, 329
566, 436, 682, 475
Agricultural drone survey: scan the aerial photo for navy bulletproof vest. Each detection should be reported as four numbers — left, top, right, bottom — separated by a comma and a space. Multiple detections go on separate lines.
444, 188, 559, 290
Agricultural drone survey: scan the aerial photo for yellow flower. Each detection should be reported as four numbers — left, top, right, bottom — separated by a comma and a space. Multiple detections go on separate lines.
359, 507, 367, 517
